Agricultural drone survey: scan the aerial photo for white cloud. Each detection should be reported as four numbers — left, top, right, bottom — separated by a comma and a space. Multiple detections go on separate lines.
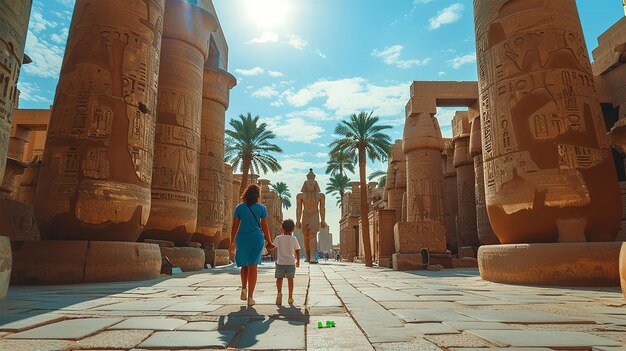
428, 3, 464, 30
252, 86, 280, 98
282, 78, 410, 118
235, 67, 265, 76
266, 117, 325, 143
315, 49, 327, 59
56, 0, 75, 7
17, 82, 50, 103
268, 70, 284, 77
447, 52, 476, 69
371, 45, 431, 69
285, 107, 333, 121
315, 152, 328, 158
50, 27, 69, 45
29, 10, 58, 33
413, 0, 432, 3
438, 71, 446, 76
248, 31, 279, 44
23, 30, 64, 78
286, 34, 308, 50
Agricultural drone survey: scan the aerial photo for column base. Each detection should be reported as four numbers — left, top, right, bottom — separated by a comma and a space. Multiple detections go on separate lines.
392, 253, 426, 271
0, 237, 11, 300
478, 242, 622, 287
394, 221, 446, 253
161, 247, 205, 272
214, 249, 230, 267
379, 256, 392, 268
11, 241, 161, 285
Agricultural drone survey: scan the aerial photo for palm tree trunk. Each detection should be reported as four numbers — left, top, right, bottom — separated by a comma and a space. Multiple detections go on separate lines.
358, 146, 373, 267
339, 189, 345, 217
239, 156, 251, 199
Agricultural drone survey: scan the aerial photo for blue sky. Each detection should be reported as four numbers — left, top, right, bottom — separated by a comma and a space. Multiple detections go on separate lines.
18, 0, 624, 243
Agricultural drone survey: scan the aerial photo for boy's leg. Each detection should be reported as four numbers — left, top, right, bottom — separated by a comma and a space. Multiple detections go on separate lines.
276, 277, 283, 293
287, 278, 294, 299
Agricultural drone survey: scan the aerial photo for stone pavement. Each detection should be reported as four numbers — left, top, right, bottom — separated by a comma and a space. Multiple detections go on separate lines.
1, 261, 625, 350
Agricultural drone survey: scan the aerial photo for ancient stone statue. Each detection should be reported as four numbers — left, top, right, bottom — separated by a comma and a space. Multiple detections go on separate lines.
296, 169, 327, 263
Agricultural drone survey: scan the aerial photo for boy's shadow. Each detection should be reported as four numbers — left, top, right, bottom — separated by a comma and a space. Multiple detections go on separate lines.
217, 305, 309, 349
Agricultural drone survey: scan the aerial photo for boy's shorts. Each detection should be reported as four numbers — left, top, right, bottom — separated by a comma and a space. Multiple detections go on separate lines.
275, 264, 296, 278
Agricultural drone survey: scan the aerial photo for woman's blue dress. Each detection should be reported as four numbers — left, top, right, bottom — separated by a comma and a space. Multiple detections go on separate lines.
234, 202, 267, 267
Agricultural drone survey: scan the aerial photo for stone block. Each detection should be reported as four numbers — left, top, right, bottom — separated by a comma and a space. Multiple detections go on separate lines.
0, 236, 10, 300
394, 221, 446, 254
478, 243, 621, 287
11, 241, 161, 285
392, 253, 426, 271
161, 247, 205, 272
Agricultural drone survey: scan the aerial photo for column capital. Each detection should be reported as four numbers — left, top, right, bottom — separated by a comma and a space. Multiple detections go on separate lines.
163, 0, 217, 60
202, 67, 237, 109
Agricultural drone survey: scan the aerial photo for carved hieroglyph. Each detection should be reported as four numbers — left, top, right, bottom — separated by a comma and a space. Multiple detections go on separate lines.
35, 0, 165, 241
1, 158, 39, 241
469, 113, 499, 245
193, 68, 236, 246
0, 0, 32, 186
220, 163, 233, 249
441, 138, 458, 252
385, 140, 406, 224
474, 0, 621, 243
452, 111, 479, 249
143, 0, 217, 243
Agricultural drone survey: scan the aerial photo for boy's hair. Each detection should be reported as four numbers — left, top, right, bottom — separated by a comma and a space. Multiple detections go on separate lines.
282, 219, 295, 233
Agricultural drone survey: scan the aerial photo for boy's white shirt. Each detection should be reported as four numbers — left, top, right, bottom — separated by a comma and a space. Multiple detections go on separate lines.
273, 234, 301, 265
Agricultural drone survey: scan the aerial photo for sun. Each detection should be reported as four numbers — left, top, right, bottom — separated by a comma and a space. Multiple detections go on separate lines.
246, 0, 289, 29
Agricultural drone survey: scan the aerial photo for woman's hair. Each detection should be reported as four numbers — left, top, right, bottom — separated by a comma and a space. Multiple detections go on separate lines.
241, 184, 260, 206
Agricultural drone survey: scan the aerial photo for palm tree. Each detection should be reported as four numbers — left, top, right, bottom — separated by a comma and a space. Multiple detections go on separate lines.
325, 173, 351, 212
330, 111, 392, 267
325, 149, 355, 177
368, 170, 387, 188
270, 182, 292, 210
225, 113, 282, 196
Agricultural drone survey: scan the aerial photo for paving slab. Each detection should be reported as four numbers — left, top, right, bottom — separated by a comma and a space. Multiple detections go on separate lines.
449, 348, 553, 351
403, 322, 461, 335
443, 321, 520, 330
459, 309, 593, 324
236, 318, 305, 350
372, 339, 443, 351
307, 315, 373, 351
161, 302, 221, 312
73, 330, 153, 349
0, 339, 73, 351
0, 313, 66, 332
176, 321, 220, 331
425, 332, 493, 348
138, 330, 236, 349
390, 309, 477, 323
7, 318, 122, 340
468, 330, 622, 348
109, 317, 187, 331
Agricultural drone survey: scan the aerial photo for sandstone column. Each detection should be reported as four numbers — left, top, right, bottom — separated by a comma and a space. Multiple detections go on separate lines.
475, 0, 620, 244
35, 0, 165, 241
393, 103, 446, 270
192, 67, 236, 248
441, 138, 458, 253
142, 0, 217, 243
220, 163, 233, 249
452, 111, 479, 254
385, 139, 406, 224
469, 112, 499, 245
0, 0, 32, 185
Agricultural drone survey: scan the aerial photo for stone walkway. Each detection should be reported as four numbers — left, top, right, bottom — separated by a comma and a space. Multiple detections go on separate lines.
1, 262, 626, 350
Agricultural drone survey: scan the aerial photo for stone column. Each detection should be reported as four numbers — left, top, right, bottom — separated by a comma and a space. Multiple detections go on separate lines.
8, 125, 30, 161
385, 140, 406, 223
393, 101, 446, 270
441, 138, 458, 253
452, 111, 479, 254
469, 112, 499, 245
142, 0, 217, 243
220, 163, 233, 249
0, 0, 31, 186
192, 67, 236, 248
232, 176, 242, 209
35, 0, 165, 241
475, 0, 620, 244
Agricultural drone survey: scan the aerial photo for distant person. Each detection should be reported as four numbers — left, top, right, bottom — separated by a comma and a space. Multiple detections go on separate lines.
272, 219, 301, 305
336, 252, 341, 262
229, 184, 275, 307
324, 252, 328, 261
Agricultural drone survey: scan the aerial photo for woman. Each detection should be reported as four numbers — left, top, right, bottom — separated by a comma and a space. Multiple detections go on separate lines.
229, 184, 274, 306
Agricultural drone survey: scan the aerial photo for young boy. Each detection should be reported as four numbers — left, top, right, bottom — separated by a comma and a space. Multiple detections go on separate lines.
272, 219, 300, 305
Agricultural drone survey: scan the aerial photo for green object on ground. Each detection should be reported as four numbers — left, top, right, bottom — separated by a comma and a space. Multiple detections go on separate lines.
318, 321, 323, 328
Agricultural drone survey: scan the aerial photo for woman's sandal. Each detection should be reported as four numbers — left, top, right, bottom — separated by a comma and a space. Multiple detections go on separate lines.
247, 297, 255, 307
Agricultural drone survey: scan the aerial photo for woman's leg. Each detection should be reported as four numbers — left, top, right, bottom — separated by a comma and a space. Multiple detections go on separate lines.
240, 266, 248, 289
247, 264, 258, 298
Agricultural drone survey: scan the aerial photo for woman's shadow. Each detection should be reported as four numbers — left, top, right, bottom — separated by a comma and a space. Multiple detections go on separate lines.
218, 305, 308, 349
